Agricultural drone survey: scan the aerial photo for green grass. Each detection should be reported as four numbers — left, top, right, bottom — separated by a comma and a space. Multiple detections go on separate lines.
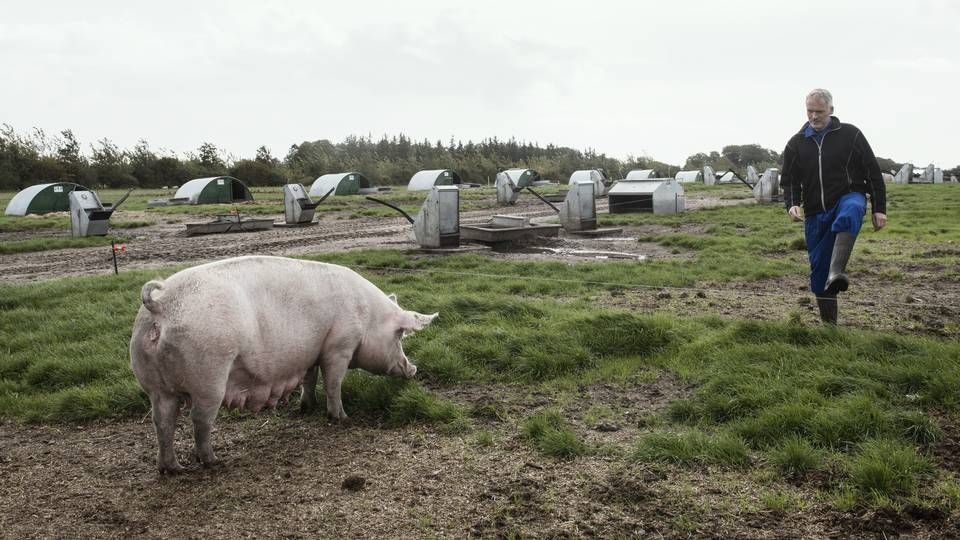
521, 410, 587, 459
631, 431, 750, 467
2, 182, 960, 511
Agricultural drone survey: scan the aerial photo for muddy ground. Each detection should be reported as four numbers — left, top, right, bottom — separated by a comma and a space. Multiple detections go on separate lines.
2, 191, 959, 538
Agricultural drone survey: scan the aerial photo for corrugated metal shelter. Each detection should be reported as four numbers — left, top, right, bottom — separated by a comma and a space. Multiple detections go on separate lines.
309, 172, 371, 197
568, 170, 607, 197
675, 170, 703, 183
408, 169, 463, 191
174, 176, 254, 204
502, 168, 541, 188
608, 179, 684, 214
4, 182, 90, 216
625, 169, 657, 180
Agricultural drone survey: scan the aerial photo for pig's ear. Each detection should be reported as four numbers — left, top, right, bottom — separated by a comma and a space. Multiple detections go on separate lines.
397, 311, 438, 332
387, 293, 398, 304
411, 311, 438, 331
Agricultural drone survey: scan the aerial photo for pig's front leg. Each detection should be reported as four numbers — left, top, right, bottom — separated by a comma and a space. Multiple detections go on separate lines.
300, 365, 319, 414
151, 393, 185, 474
321, 356, 350, 421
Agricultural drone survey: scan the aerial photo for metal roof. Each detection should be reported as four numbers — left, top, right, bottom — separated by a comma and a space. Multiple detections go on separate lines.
309, 172, 370, 196
408, 169, 461, 191
625, 169, 656, 180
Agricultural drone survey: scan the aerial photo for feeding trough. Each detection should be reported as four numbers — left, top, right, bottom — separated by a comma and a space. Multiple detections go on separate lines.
277, 184, 330, 227
753, 168, 780, 203
68, 188, 132, 237
184, 212, 274, 236
461, 214, 561, 245
607, 178, 685, 214
367, 186, 470, 251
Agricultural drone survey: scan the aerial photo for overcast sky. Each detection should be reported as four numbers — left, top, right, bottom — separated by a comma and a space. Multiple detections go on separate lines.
2, 0, 957, 168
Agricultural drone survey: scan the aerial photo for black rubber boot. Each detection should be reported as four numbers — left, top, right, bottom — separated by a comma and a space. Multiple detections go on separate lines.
824, 232, 856, 295
816, 294, 838, 324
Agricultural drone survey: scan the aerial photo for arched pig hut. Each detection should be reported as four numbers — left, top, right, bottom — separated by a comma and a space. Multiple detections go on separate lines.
674, 170, 703, 183
174, 176, 254, 204
408, 169, 463, 191
4, 182, 90, 216
625, 169, 657, 180
309, 172, 372, 197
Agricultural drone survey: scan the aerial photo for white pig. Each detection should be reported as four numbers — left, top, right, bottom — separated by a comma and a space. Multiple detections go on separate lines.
129, 255, 438, 473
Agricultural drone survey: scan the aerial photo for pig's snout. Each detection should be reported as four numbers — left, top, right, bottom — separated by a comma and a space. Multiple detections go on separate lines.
404, 363, 417, 379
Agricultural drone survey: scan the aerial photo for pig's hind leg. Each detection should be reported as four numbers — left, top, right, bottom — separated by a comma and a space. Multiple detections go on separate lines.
151, 393, 185, 474
190, 390, 226, 468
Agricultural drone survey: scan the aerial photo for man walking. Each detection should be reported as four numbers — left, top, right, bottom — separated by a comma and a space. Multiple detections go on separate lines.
781, 88, 888, 323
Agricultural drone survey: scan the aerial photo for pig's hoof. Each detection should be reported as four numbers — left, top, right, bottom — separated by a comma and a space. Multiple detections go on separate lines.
159, 463, 186, 475
199, 458, 221, 469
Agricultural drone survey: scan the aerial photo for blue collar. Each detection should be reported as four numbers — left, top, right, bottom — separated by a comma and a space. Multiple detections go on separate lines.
804, 118, 834, 144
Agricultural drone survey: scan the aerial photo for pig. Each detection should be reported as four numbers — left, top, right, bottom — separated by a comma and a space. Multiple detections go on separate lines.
129, 255, 438, 473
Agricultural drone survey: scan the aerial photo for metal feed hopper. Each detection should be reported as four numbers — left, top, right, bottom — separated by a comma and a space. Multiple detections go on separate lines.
607, 178, 685, 214
367, 186, 460, 249
703, 166, 717, 185
559, 181, 597, 231
495, 170, 521, 205
414, 186, 460, 248
894, 163, 913, 184
283, 183, 321, 225
69, 190, 113, 236
753, 168, 780, 203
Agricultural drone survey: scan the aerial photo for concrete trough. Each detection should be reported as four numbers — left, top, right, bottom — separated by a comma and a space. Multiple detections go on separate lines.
461, 215, 561, 244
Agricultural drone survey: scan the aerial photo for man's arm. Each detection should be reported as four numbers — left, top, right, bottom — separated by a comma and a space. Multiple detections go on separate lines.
781, 140, 803, 220
854, 131, 887, 229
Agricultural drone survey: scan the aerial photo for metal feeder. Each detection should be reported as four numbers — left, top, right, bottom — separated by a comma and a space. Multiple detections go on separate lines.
894, 163, 913, 184
69, 189, 131, 237
607, 179, 685, 214
367, 186, 461, 249
753, 168, 780, 203
495, 171, 521, 205
282, 183, 321, 225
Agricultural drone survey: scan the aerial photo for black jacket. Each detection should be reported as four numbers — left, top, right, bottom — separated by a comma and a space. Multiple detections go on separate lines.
781, 117, 886, 216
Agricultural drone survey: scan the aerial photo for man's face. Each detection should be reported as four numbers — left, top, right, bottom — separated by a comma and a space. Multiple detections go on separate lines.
806, 97, 834, 130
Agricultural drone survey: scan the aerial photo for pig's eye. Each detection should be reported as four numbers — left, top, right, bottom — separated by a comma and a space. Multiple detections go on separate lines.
396, 329, 405, 339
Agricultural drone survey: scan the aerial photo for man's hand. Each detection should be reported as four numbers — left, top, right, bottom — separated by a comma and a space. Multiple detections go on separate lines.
787, 206, 803, 221
872, 212, 887, 231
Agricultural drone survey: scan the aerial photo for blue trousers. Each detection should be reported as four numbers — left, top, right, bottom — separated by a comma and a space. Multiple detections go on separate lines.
804, 192, 867, 295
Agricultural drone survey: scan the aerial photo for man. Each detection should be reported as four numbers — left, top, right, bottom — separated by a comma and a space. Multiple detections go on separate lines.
781, 88, 888, 323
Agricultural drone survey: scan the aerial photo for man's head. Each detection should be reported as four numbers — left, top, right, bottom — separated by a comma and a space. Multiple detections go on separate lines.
806, 88, 834, 130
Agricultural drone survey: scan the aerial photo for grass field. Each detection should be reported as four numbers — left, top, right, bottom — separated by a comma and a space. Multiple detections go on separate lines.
2, 182, 959, 516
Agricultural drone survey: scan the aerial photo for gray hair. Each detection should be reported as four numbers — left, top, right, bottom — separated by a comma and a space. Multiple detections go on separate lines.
806, 88, 833, 108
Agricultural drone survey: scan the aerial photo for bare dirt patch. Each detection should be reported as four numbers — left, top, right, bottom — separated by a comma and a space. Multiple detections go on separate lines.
5, 378, 954, 538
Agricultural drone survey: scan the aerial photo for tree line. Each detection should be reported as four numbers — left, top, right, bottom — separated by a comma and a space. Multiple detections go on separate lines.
0, 124, 931, 192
